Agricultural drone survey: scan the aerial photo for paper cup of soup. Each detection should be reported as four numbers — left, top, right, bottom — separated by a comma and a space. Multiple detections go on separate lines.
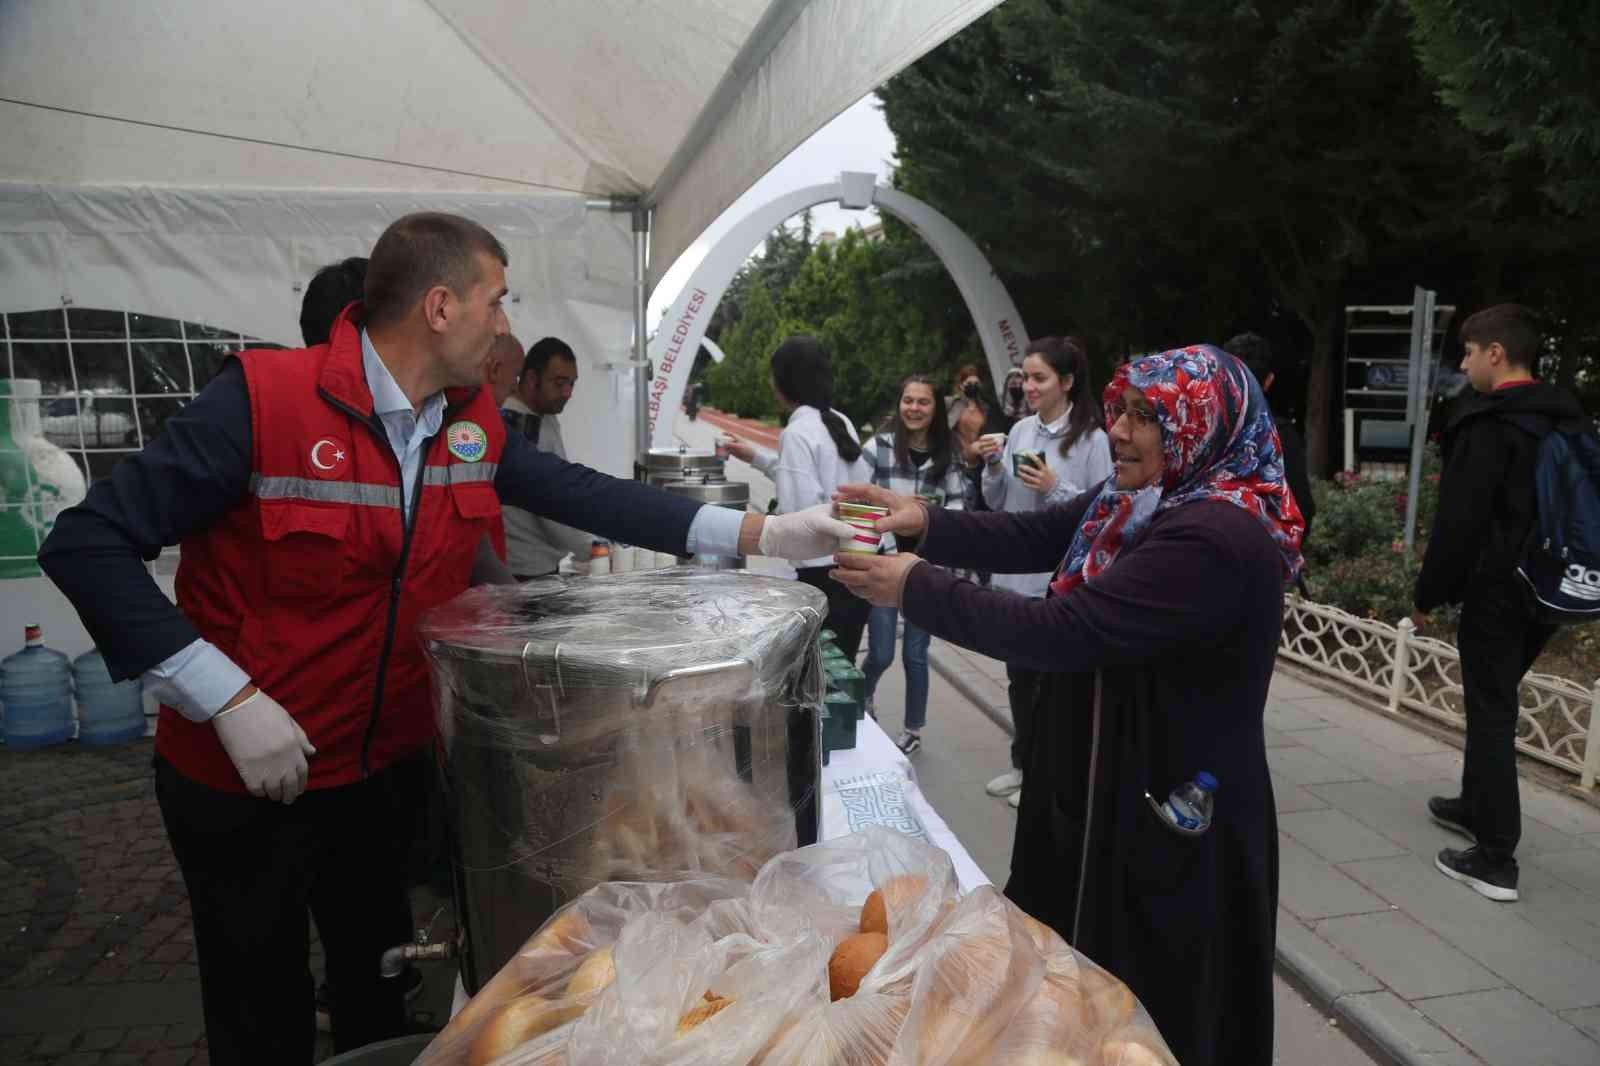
838, 502, 889, 523
1012, 449, 1046, 477
837, 511, 885, 554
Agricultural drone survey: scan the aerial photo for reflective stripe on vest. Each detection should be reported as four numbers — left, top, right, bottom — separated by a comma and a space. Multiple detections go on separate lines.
422, 463, 499, 486
249, 463, 499, 506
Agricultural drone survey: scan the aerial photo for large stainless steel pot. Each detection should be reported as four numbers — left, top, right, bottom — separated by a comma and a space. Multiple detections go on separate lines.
635, 445, 724, 486
659, 477, 751, 571
420, 569, 826, 992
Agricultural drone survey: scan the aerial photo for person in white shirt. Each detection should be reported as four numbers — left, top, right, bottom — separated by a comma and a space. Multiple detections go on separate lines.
973, 336, 1114, 807
765, 335, 874, 659
500, 336, 595, 579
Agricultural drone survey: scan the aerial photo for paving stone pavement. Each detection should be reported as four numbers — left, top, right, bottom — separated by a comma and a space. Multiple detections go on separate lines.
0, 740, 455, 1065
928, 637, 1600, 1066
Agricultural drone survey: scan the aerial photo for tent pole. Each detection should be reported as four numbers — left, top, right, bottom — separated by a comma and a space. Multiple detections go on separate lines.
632, 207, 651, 461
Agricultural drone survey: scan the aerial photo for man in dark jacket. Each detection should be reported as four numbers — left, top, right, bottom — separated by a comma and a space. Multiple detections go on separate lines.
1413, 303, 1588, 902
1225, 332, 1316, 547
36, 211, 853, 1066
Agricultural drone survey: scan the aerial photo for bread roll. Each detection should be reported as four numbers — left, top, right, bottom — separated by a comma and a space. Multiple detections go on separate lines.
527, 907, 593, 959
1099, 1033, 1178, 1066
860, 889, 888, 936
675, 990, 735, 1036
881, 874, 927, 911
829, 932, 889, 1000
1079, 965, 1136, 1032
565, 945, 615, 999
467, 994, 583, 1066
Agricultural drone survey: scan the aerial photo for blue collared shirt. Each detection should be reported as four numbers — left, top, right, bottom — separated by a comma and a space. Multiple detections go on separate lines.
361, 328, 446, 523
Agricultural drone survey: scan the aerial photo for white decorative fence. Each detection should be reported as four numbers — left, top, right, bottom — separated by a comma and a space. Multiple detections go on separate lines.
1280, 596, 1600, 792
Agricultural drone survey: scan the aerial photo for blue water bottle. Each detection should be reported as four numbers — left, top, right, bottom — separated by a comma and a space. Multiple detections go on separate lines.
1, 624, 75, 749
1160, 771, 1217, 833
72, 648, 147, 746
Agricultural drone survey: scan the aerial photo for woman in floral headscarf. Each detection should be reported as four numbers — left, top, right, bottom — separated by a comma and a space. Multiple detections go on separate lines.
833, 346, 1304, 1066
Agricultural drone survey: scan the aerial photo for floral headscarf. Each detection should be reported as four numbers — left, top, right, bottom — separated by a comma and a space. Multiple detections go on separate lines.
1049, 345, 1305, 598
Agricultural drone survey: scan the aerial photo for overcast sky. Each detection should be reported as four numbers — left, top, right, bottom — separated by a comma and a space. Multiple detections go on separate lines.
648, 94, 897, 324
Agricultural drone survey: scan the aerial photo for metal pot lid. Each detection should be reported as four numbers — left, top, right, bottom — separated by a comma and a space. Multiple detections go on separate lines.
659, 478, 749, 505
420, 568, 824, 681
640, 446, 720, 467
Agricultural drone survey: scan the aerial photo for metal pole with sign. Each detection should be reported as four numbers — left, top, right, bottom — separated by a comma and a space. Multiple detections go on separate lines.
1402, 287, 1439, 550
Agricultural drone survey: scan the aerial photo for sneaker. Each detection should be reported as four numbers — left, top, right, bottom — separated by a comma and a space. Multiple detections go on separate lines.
1007, 789, 1021, 810
895, 730, 922, 756
1427, 796, 1475, 841
1435, 846, 1519, 902
985, 769, 1024, 798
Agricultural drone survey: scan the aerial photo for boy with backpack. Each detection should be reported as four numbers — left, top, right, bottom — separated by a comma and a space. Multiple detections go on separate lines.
1412, 303, 1592, 902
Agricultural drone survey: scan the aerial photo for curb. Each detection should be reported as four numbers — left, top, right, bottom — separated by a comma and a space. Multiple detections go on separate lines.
1275, 923, 1418, 1066
925, 648, 1015, 739
929, 646, 1425, 1066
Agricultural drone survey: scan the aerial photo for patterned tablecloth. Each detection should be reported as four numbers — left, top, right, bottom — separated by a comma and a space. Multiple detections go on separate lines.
820, 715, 991, 893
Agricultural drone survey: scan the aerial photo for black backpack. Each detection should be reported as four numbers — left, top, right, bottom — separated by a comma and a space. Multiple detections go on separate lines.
1516, 419, 1600, 624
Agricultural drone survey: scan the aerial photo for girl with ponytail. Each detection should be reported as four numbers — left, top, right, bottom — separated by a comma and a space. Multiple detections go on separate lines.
768, 335, 873, 659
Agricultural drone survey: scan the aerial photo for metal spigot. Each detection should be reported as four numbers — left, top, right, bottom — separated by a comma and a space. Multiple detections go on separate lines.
380, 907, 455, 978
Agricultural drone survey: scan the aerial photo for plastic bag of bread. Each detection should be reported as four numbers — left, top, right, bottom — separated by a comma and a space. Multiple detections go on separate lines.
892, 886, 1046, 1065
986, 909, 1179, 1066
564, 896, 829, 1066
416, 878, 750, 1066
750, 825, 959, 994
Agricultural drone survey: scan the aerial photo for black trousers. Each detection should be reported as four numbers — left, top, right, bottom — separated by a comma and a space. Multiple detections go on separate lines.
796, 565, 871, 662
154, 754, 425, 1066
1006, 663, 1042, 771
1455, 580, 1556, 862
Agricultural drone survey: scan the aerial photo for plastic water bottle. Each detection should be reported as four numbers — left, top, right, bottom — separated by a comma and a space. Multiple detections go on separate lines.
0, 624, 75, 749
72, 648, 147, 746
1160, 771, 1217, 832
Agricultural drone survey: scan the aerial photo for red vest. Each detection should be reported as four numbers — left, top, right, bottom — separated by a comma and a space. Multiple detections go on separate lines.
155, 306, 506, 792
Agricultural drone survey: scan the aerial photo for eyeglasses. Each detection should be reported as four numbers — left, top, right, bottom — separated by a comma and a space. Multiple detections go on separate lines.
1106, 401, 1159, 429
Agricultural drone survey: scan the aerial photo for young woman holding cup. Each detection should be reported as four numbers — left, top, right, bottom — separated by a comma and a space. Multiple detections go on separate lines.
860, 375, 968, 755
973, 337, 1113, 807
762, 336, 874, 659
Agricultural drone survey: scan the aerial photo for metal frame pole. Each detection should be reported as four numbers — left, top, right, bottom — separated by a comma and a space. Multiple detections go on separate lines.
1403, 287, 1437, 550
632, 207, 651, 462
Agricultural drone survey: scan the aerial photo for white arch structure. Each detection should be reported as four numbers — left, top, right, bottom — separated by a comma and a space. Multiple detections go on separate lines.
646, 172, 1030, 447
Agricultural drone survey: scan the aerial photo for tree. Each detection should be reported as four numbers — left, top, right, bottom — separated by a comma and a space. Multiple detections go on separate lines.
1408, 0, 1600, 215
701, 229, 949, 426
704, 274, 782, 420
879, 0, 1489, 473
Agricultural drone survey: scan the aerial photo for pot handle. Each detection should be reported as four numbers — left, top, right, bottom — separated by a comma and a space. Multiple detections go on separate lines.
642, 657, 755, 709
518, 640, 565, 744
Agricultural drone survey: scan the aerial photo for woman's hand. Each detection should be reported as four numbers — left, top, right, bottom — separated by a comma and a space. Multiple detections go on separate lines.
831, 552, 923, 608
974, 433, 1006, 461
834, 483, 926, 539
1017, 458, 1057, 494
720, 436, 755, 463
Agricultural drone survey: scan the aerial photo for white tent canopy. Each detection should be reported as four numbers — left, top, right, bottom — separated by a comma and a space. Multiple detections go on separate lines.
0, 0, 998, 289
0, 0, 1001, 660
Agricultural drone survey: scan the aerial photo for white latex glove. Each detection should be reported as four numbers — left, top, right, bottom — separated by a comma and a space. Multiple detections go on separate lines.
757, 503, 860, 561
211, 688, 316, 803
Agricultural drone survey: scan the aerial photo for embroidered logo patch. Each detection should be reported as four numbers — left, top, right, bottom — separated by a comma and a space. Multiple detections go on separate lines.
445, 420, 488, 463
308, 437, 348, 477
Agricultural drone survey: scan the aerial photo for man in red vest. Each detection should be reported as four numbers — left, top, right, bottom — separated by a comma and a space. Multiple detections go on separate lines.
39, 212, 852, 1066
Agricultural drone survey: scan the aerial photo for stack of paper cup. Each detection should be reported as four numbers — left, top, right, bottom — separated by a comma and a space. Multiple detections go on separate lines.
836, 502, 888, 554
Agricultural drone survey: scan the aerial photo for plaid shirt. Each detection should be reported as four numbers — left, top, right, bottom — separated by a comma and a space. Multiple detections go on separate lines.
865, 433, 966, 552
